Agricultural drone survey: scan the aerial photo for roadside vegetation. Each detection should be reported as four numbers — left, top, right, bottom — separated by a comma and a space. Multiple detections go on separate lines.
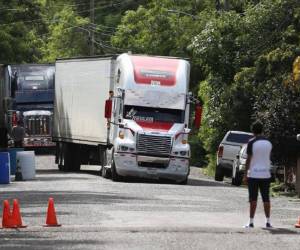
1, 0, 300, 184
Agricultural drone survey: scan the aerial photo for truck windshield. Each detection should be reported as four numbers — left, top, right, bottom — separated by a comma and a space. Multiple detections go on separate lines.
18, 75, 50, 90
124, 105, 184, 123
12, 65, 55, 91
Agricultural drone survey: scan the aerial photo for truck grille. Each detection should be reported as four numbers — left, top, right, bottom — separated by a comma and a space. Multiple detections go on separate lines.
25, 115, 51, 136
137, 134, 172, 156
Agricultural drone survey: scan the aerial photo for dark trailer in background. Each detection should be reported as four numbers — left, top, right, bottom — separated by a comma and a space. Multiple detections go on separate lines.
0, 64, 55, 149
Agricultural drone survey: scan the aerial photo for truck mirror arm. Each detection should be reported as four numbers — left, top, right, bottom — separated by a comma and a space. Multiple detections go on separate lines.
187, 93, 203, 105
108, 121, 135, 136
111, 121, 132, 130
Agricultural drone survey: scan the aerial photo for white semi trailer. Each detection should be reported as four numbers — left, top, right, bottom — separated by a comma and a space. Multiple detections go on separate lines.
53, 53, 202, 184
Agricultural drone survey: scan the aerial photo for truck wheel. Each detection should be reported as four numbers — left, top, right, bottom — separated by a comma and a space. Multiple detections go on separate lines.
111, 156, 121, 182
64, 143, 80, 172
99, 149, 110, 178
56, 143, 64, 171
102, 166, 111, 178
58, 163, 64, 171
71, 144, 81, 172
63, 144, 72, 171
215, 165, 224, 181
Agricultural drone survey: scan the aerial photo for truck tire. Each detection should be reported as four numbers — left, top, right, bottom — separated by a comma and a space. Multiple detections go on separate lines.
56, 143, 64, 171
71, 144, 81, 172
215, 165, 224, 181
111, 154, 121, 182
99, 148, 110, 178
64, 143, 81, 172
63, 144, 72, 171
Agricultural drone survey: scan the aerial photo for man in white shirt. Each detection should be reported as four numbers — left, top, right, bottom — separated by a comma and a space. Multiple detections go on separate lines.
243, 120, 272, 228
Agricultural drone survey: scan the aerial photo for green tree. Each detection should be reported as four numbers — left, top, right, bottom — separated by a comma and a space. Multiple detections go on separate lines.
39, 1, 90, 62
0, 0, 44, 63
191, 0, 300, 171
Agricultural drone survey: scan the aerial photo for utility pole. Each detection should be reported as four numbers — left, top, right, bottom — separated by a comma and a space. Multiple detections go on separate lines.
224, 0, 229, 11
215, 0, 221, 11
90, 0, 95, 56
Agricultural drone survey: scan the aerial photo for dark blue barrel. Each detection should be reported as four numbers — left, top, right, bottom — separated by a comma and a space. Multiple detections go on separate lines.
7, 148, 24, 175
0, 152, 10, 184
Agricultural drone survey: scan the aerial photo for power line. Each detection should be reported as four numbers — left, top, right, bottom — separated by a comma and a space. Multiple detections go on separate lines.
0, 18, 45, 26
0, 1, 123, 27
90, 23, 117, 31
92, 38, 126, 52
90, 0, 95, 55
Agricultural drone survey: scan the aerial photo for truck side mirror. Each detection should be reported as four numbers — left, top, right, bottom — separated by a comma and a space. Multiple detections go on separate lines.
194, 104, 202, 130
104, 99, 112, 119
11, 73, 18, 98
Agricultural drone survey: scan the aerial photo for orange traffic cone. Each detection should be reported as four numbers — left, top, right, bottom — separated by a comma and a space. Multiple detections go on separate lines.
44, 198, 61, 227
2, 200, 16, 228
11, 199, 27, 228
295, 217, 300, 228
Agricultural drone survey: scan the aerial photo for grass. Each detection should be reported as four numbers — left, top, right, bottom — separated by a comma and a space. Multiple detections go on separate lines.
202, 154, 216, 177
270, 181, 299, 198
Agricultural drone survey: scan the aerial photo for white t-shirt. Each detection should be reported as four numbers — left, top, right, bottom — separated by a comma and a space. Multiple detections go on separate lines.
246, 136, 272, 179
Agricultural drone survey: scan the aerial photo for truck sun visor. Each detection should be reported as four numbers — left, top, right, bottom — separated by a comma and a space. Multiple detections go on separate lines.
130, 55, 179, 86
124, 89, 185, 110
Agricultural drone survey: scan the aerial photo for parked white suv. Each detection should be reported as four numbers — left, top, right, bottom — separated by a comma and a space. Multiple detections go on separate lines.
215, 131, 253, 181
232, 144, 284, 186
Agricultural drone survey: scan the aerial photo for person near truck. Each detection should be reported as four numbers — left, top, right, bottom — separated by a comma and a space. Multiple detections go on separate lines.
11, 120, 26, 148
243, 120, 272, 228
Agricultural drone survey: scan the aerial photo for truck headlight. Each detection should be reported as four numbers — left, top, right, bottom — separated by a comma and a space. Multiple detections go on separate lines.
119, 131, 124, 139
120, 146, 129, 151
180, 151, 188, 156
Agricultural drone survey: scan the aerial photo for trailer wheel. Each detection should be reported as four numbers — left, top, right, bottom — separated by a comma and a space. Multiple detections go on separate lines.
57, 143, 65, 171
58, 164, 63, 171
71, 144, 81, 172
63, 143, 80, 172
63, 144, 72, 171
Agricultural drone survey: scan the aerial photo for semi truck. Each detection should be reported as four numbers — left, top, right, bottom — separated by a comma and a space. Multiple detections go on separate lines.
0, 64, 55, 149
53, 53, 202, 184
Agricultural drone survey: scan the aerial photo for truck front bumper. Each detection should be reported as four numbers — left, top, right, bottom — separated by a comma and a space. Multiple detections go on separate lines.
114, 152, 189, 182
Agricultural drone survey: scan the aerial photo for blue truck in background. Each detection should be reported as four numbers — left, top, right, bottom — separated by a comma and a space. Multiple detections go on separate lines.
0, 64, 55, 149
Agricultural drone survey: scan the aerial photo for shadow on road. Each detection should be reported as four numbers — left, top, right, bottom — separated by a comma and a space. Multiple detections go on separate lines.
36, 168, 232, 187
262, 227, 300, 235
187, 177, 231, 187
0, 190, 153, 208
0, 233, 102, 250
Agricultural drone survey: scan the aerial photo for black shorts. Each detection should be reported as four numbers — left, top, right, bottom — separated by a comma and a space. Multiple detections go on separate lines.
248, 178, 270, 202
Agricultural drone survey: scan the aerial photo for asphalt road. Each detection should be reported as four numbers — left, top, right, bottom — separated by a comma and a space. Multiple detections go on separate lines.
1, 155, 300, 250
